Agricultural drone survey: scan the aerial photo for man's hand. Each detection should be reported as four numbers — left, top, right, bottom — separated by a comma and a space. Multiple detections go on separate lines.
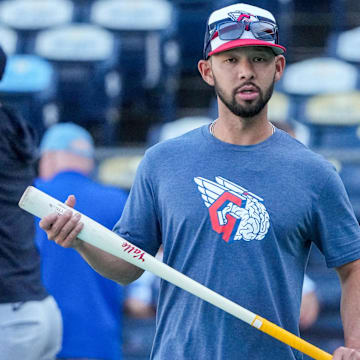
333, 346, 360, 359
39, 195, 84, 249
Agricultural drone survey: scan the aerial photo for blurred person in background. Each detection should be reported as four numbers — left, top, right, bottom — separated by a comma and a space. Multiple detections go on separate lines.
0, 45, 62, 360
35, 123, 134, 360
300, 275, 320, 331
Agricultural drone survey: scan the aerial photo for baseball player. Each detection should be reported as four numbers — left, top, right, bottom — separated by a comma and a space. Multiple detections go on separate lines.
40, 3, 360, 359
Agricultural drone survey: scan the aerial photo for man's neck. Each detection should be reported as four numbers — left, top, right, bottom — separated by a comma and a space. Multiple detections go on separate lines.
212, 111, 274, 146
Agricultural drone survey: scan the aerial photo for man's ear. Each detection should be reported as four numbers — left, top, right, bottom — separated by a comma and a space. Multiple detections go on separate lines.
274, 55, 286, 82
198, 59, 214, 86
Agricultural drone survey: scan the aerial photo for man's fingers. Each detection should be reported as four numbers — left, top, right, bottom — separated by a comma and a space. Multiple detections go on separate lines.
39, 213, 59, 231
333, 346, 360, 359
45, 210, 73, 239
65, 194, 76, 208
62, 221, 84, 248
54, 212, 81, 245
39, 210, 83, 246
38, 198, 83, 249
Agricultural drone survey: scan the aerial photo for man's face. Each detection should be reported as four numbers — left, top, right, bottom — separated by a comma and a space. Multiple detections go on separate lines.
208, 46, 283, 118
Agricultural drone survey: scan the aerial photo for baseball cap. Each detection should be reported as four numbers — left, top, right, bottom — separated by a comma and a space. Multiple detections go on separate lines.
203, 3, 286, 59
40, 122, 94, 158
0, 45, 7, 80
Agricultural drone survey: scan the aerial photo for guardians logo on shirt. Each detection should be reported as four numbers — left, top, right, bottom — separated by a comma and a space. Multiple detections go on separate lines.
194, 176, 270, 243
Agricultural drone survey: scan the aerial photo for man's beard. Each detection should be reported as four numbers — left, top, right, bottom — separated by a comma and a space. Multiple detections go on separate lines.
214, 75, 275, 118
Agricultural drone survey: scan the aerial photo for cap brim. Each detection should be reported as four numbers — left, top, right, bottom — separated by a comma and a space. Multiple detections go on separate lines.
208, 39, 286, 57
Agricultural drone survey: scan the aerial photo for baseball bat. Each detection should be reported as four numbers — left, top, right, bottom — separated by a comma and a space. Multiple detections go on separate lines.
19, 186, 332, 360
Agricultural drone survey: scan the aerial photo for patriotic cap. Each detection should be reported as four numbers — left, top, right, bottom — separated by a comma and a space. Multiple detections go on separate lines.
203, 3, 286, 59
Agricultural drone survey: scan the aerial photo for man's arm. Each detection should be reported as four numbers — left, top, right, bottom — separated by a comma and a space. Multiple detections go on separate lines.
331, 258, 360, 359
337, 259, 360, 349
75, 240, 144, 285
39, 195, 144, 285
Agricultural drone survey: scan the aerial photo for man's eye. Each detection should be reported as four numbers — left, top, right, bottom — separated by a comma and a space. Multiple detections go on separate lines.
254, 56, 267, 62
225, 58, 236, 63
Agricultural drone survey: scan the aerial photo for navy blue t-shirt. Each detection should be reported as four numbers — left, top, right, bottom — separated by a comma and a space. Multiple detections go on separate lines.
115, 126, 360, 360
0, 106, 48, 303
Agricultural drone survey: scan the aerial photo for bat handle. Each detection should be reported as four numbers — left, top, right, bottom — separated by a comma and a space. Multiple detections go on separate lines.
252, 316, 333, 360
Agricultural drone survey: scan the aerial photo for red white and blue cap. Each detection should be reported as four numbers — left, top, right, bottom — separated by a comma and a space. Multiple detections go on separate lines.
203, 3, 286, 59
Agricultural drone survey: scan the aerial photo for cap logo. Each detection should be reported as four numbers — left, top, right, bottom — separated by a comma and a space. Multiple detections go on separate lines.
228, 11, 255, 23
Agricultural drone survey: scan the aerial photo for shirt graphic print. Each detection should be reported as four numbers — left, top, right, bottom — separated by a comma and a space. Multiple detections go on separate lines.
194, 176, 270, 243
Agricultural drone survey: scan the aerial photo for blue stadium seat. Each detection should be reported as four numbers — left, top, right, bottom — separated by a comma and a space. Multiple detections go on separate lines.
34, 23, 120, 145
171, 0, 214, 74
303, 91, 360, 149
328, 26, 360, 72
0, 0, 74, 54
0, 24, 18, 55
279, 57, 360, 148
147, 116, 212, 146
0, 54, 58, 141
90, 0, 180, 124
280, 57, 359, 100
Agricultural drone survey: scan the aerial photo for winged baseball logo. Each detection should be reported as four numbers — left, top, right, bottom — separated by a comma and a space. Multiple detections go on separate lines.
194, 176, 270, 243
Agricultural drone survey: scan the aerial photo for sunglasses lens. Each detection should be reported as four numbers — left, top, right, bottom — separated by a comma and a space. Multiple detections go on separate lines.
251, 22, 276, 41
218, 22, 244, 41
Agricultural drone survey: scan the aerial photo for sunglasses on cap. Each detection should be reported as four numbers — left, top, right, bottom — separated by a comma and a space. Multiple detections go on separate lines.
204, 16, 279, 58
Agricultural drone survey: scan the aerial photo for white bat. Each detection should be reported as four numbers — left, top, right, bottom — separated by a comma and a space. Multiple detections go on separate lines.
18, 186, 332, 360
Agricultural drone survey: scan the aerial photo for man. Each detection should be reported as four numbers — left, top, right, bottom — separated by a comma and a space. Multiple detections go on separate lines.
39, 4, 360, 359
35, 123, 129, 360
0, 45, 62, 359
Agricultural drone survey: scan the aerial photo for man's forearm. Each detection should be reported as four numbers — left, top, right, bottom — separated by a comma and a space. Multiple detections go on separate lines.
77, 240, 144, 285
338, 259, 360, 350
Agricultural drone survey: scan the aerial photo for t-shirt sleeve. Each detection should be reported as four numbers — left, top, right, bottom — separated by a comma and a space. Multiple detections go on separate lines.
113, 152, 162, 257
312, 169, 360, 268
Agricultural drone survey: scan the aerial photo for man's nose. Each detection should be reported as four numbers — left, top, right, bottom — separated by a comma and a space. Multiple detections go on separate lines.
237, 59, 255, 80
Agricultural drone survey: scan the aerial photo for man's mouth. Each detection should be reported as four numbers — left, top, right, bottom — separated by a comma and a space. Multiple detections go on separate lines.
235, 85, 259, 101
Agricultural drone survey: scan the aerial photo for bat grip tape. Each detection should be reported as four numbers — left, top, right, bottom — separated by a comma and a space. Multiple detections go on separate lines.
251, 316, 333, 360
